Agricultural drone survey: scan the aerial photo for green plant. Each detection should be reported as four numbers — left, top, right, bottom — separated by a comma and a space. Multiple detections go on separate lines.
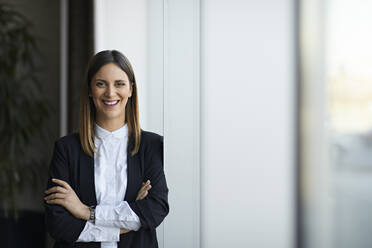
0, 3, 51, 218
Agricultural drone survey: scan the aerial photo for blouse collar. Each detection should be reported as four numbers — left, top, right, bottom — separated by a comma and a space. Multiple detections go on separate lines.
94, 123, 128, 140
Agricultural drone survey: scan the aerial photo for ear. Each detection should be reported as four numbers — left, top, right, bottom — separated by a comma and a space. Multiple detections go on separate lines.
129, 84, 133, 98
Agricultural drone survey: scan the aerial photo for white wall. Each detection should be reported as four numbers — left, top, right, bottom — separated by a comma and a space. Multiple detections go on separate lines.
94, 0, 149, 129
94, 0, 295, 247
146, 0, 164, 135
94, 1, 165, 246
162, 0, 201, 247
200, 0, 295, 247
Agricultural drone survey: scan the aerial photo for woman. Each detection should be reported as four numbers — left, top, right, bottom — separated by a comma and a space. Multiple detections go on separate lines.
44, 50, 169, 248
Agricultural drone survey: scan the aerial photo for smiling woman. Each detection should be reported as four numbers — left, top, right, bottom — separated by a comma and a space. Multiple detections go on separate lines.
44, 50, 169, 248
90, 63, 133, 129
90, 63, 132, 121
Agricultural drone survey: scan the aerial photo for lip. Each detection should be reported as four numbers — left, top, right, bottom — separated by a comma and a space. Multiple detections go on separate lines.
102, 100, 120, 107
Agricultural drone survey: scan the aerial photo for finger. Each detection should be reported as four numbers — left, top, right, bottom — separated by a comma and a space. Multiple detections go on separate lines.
142, 183, 151, 191
52, 178, 71, 189
120, 228, 131, 234
136, 192, 145, 200
139, 190, 149, 199
45, 186, 68, 195
46, 198, 64, 205
142, 184, 151, 191
137, 188, 146, 198
142, 191, 148, 198
44, 193, 65, 201
139, 183, 149, 193
45, 186, 68, 194
136, 190, 146, 200
138, 184, 151, 195
136, 182, 151, 200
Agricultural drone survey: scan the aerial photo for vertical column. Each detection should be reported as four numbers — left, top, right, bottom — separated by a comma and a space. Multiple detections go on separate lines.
163, 0, 201, 247
60, 0, 68, 137
299, 0, 330, 247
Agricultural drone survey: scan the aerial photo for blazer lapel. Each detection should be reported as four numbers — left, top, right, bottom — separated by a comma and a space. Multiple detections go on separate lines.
79, 149, 97, 206
125, 134, 137, 201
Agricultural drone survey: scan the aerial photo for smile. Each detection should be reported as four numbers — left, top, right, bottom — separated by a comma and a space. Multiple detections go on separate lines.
102, 100, 119, 106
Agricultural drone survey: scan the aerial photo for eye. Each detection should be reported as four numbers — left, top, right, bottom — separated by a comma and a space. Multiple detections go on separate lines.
95, 81, 105, 87
116, 81, 126, 86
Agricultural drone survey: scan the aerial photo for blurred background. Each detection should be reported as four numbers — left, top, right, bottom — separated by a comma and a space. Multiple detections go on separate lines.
1, 0, 372, 248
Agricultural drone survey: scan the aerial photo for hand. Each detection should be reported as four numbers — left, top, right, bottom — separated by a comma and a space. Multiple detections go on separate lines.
44, 178, 90, 220
136, 180, 151, 201
120, 228, 131, 234
120, 180, 150, 235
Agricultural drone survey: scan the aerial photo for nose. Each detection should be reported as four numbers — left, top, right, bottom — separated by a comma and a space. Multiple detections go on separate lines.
105, 84, 116, 97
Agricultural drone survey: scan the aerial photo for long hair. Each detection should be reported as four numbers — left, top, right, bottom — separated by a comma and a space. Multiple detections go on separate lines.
78, 50, 141, 157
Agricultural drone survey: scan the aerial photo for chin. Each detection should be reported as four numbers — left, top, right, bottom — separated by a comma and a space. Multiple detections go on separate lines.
103, 113, 123, 120
95, 108, 117, 118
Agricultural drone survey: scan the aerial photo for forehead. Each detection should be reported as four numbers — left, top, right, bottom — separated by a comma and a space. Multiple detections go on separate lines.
93, 63, 129, 81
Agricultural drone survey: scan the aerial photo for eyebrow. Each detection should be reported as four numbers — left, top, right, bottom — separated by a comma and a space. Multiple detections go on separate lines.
95, 78, 128, 82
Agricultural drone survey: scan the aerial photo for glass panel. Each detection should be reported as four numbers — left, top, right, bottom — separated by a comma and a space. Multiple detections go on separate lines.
327, 0, 372, 247
301, 0, 372, 247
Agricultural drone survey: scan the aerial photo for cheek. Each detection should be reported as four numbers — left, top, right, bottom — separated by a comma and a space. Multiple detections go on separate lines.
118, 89, 132, 99
90, 88, 103, 103
91, 93, 102, 108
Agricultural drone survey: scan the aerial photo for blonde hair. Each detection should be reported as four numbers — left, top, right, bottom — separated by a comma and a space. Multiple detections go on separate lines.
78, 50, 141, 157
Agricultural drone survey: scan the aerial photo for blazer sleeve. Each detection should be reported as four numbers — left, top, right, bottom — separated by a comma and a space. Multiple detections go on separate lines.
128, 135, 169, 230
44, 140, 87, 243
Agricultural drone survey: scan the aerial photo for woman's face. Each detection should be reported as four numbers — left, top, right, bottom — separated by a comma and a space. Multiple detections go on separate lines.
90, 63, 132, 123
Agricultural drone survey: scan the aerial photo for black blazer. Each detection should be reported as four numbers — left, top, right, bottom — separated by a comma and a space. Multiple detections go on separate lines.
44, 130, 169, 248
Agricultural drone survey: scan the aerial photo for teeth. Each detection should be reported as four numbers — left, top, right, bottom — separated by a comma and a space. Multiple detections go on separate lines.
103, 100, 119, 105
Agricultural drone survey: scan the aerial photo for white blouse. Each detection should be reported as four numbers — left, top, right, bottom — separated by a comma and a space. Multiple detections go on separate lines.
76, 123, 141, 248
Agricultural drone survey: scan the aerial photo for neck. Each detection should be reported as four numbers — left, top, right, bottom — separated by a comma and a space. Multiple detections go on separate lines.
96, 116, 126, 132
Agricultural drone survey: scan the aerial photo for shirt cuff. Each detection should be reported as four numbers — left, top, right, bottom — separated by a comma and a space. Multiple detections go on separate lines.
76, 221, 120, 242
95, 201, 142, 231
